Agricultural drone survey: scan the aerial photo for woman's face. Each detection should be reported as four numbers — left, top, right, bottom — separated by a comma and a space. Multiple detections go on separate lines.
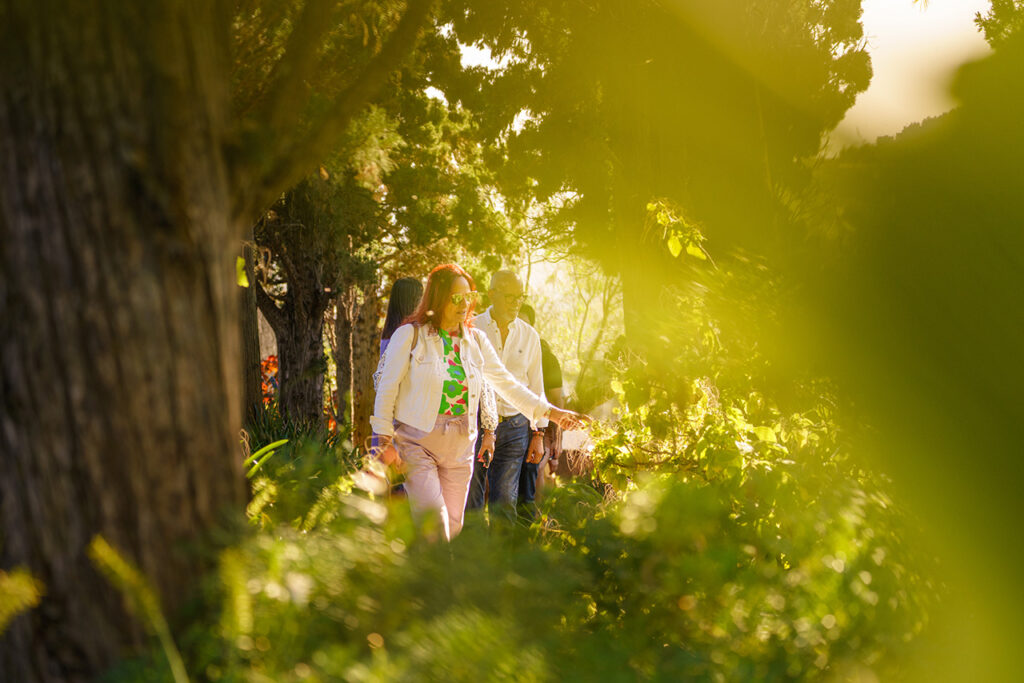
440, 276, 472, 329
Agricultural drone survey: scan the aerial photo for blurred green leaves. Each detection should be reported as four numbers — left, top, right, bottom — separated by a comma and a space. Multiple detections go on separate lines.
0, 568, 43, 635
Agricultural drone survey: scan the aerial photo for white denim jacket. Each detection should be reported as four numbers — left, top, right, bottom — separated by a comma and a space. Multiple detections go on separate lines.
371, 322, 551, 443
373, 339, 498, 431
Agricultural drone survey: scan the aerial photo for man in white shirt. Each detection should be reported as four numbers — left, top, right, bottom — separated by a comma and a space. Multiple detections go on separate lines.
465, 270, 548, 520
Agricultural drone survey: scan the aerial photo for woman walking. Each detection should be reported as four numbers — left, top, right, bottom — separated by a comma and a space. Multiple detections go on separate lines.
372, 264, 588, 539
374, 275, 498, 460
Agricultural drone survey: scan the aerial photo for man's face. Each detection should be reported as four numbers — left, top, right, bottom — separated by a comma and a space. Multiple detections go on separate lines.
490, 276, 525, 321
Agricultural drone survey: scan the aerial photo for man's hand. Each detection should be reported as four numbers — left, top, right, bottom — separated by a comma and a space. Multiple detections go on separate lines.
526, 432, 544, 464
546, 439, 562, 474
477, 430, 495, 468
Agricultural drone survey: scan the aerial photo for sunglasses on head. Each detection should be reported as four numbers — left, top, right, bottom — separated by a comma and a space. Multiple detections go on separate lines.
449, 291, 482, 306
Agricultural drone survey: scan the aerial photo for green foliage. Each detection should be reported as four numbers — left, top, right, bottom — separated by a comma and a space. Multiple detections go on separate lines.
108, 245, 934, 681
244, 439, 290, 478
648, 199, 708, 262
793, 33, 1024, 679
243, 403, 363, 530
976, 0, 1024, 47
96, 3, 990, 679
108, 462, 932, 681
577, 242, 936, 679
445, 0, 872, 272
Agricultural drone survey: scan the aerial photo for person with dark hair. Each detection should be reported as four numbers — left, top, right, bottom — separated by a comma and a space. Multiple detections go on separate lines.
372, 277, 424, 458
516, 303, 565, 514
380, 277, 424, 355
372, 264, 589, 539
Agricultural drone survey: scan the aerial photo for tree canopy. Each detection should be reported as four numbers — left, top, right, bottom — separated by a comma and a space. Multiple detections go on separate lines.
4, 1, 1023, 681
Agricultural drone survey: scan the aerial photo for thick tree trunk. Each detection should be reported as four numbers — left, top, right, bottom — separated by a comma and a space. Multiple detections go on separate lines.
278, 310, 327, 425
0, 2, 244, 680
351, 285, 381, 450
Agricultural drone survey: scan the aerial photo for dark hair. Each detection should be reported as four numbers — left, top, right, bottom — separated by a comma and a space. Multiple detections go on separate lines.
518, 303, 536, 326
382, 277, 424, 341
405, 264, 477, 330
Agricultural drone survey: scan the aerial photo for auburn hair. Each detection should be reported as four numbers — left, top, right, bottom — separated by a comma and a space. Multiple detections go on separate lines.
404, 263, 477, 330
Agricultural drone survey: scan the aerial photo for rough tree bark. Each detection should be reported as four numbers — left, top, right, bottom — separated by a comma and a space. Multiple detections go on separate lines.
0, 0, 435, 678
240, 240, 264, 422
0, 2, 244, 679
351, 284, 381, 450
255, 275, 332, 425
333, 286, 355, 422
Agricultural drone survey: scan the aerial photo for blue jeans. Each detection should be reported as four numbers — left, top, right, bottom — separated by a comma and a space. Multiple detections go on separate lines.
465, 413, 530, 522
518, 460, 539, 519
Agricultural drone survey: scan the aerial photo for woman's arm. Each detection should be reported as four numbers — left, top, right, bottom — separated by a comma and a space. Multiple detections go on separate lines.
370, 324, 415, 438
480, 381, 498, 431
476, 381, 498, 467
473, 329, 591, 431
473, 329, 549, 423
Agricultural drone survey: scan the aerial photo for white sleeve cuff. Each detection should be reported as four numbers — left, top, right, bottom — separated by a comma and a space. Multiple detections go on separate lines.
370, 416, 395, 438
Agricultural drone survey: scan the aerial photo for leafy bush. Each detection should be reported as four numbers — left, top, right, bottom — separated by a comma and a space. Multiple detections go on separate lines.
108, 470, 933, 681
103, 258, 936, 682
243, 402, 363, 530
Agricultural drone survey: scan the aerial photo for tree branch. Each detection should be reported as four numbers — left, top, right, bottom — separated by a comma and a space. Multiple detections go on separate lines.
261, 0, 335, 133
239, 0, 435, 221
255, 280, 287, 336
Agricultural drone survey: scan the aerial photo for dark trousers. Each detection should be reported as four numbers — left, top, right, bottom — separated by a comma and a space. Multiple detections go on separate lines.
465, 413, 530, 522
517, 460, 540, 519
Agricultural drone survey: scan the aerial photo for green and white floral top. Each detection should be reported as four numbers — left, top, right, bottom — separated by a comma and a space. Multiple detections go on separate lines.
437, 329, 469, 416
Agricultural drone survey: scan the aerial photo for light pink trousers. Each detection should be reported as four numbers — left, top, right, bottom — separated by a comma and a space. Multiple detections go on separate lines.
394, 414, 475, 540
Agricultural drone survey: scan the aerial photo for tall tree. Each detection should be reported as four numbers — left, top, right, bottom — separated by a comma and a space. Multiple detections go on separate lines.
445, 0, 871, 337
254, 171, 379, 424
254, 60, 518, 433
0, 0, 433, 678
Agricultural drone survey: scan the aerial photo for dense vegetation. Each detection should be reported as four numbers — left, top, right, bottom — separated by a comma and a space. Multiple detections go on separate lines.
3, 1, 1023, 681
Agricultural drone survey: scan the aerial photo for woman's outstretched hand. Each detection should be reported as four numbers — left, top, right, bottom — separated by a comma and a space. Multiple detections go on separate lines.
548, 406, 592, 431
379, 441, 402, 467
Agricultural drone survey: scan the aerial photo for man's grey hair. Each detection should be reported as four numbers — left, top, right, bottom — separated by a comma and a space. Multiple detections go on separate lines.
488, 269, 522, 291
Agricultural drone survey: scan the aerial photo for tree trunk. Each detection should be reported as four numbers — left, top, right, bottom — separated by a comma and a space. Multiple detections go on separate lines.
278, 308, 327, 425
0, 2, 245, 680
255, 280, 330, 426
351, 284, 381, 450
240, 240, 263, 423
333, 286, 355, 424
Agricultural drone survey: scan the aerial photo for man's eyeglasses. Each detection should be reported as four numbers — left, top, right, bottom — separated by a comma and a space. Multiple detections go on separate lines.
495, 292, 526, 305
450, 291, 483, 306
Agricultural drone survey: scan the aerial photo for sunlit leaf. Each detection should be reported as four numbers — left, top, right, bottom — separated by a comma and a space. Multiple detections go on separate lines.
685, 244, 706, 260
667, 234, 683, 257
0, 568, 43, 633
236, 256, 249, 288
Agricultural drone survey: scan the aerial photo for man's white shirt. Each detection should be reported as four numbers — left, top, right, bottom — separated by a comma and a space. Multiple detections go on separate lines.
473, 307, 549, 430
